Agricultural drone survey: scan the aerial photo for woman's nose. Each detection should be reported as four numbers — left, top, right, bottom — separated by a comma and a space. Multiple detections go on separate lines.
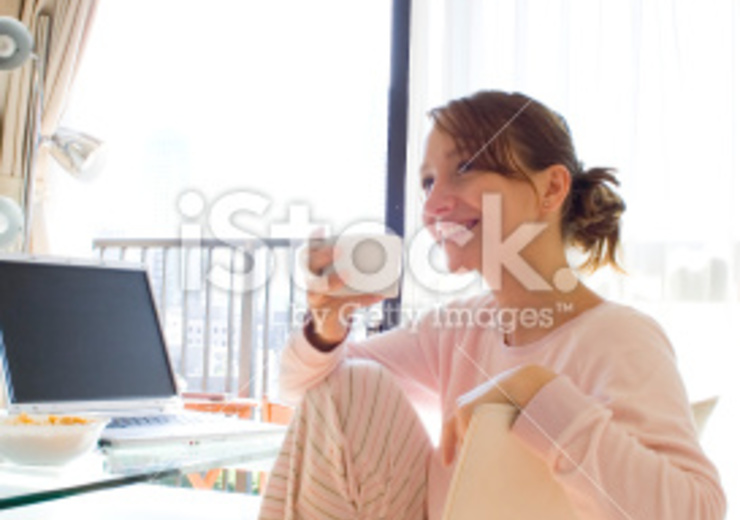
423, 180, 455, 221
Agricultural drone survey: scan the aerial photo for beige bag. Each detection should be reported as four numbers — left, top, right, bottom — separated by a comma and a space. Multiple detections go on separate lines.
441, 403, 580, 520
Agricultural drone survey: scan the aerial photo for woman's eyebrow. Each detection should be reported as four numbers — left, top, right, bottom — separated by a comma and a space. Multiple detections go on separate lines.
419, 149, 461, 173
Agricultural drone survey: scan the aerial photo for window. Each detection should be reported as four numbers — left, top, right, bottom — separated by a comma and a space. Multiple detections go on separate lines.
46, 0, 395, 254
49, 0, 406, 397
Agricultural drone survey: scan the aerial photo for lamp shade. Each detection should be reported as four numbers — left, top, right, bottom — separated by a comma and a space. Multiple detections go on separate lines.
47, 127, 106, 179
0, 16, 33, 70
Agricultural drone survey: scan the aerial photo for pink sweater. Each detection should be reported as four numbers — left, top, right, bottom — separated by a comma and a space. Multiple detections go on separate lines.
280, 294, 726, 519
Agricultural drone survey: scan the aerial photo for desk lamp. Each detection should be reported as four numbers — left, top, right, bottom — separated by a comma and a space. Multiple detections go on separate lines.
0, 15, 104, 251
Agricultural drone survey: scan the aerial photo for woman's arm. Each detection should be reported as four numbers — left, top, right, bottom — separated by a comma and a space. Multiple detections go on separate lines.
280, 236, 444, 407
279, 308, 443, 408
441, 309, 725, 519
509, 317, 727, 519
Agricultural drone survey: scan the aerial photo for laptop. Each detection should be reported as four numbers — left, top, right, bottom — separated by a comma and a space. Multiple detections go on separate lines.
0, 255, 283, 447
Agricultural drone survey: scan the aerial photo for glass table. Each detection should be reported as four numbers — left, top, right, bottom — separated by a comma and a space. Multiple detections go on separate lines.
0, 422, 286, 511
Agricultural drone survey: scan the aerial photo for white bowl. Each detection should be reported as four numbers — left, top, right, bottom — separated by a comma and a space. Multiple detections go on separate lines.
0, 414, 108, 466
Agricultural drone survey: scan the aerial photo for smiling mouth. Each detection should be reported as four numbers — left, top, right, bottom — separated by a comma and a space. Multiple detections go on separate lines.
435, 220, 479, 242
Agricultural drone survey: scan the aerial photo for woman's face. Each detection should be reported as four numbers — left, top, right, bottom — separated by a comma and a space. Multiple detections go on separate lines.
420, 126, 541, 274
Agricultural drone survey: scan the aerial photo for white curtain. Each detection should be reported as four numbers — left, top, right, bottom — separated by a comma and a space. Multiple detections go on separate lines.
0, 0, 97, 252
403, 0, 739, 512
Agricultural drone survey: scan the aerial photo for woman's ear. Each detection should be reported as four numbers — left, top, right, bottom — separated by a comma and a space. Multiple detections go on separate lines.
539, 164, 571, 213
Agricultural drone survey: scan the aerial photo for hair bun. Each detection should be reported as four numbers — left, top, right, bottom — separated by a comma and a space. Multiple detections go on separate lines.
566, 168, 626, 271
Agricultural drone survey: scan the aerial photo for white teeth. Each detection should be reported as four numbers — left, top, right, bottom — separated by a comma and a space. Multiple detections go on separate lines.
435, 221, 475, 241
435, 221, 465, 239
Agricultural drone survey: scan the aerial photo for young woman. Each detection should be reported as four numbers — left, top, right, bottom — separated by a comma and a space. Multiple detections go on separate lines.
258, 91, 726, 520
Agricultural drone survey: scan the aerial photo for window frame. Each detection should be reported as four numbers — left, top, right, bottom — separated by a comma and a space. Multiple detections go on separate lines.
382, 0, 412, 330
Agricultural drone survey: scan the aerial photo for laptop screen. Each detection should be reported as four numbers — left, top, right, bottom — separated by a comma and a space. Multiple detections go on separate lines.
0, 259, 177, 405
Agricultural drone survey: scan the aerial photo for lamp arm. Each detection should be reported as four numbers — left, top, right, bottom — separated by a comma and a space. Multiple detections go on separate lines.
20, 13, 51, 253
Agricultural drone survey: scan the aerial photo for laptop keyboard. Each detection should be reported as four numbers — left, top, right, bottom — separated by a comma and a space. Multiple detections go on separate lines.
106, 413, 219, 430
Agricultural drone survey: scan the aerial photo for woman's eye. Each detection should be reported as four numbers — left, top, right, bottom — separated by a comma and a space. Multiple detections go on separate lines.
420, 176, 434, 193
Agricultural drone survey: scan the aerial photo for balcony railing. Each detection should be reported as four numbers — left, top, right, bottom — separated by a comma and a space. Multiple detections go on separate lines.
93, 238, 305, 406
93, 237, 380, 410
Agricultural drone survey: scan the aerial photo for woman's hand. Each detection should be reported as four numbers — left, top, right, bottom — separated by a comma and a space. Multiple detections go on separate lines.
304, 237, 385, 349
440, 364, 557, 466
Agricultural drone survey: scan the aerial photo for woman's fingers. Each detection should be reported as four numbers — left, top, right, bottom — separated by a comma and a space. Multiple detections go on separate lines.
302, 235, 389, 345
441, 417, 458, 467
305, 279, 385, 345
441, 403, 476, 467
307, 292, 385, 327
350, 293, 386, 308
455, 403, 473, 440
306, 267, 348, 296
307, 241, 335, 276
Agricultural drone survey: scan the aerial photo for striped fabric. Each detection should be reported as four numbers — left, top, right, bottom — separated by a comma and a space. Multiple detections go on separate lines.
259, 360, 432, 520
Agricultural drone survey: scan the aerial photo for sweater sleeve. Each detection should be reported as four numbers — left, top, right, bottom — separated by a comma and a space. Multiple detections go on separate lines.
510, 310, 726, 519
279, 308, 443, 409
